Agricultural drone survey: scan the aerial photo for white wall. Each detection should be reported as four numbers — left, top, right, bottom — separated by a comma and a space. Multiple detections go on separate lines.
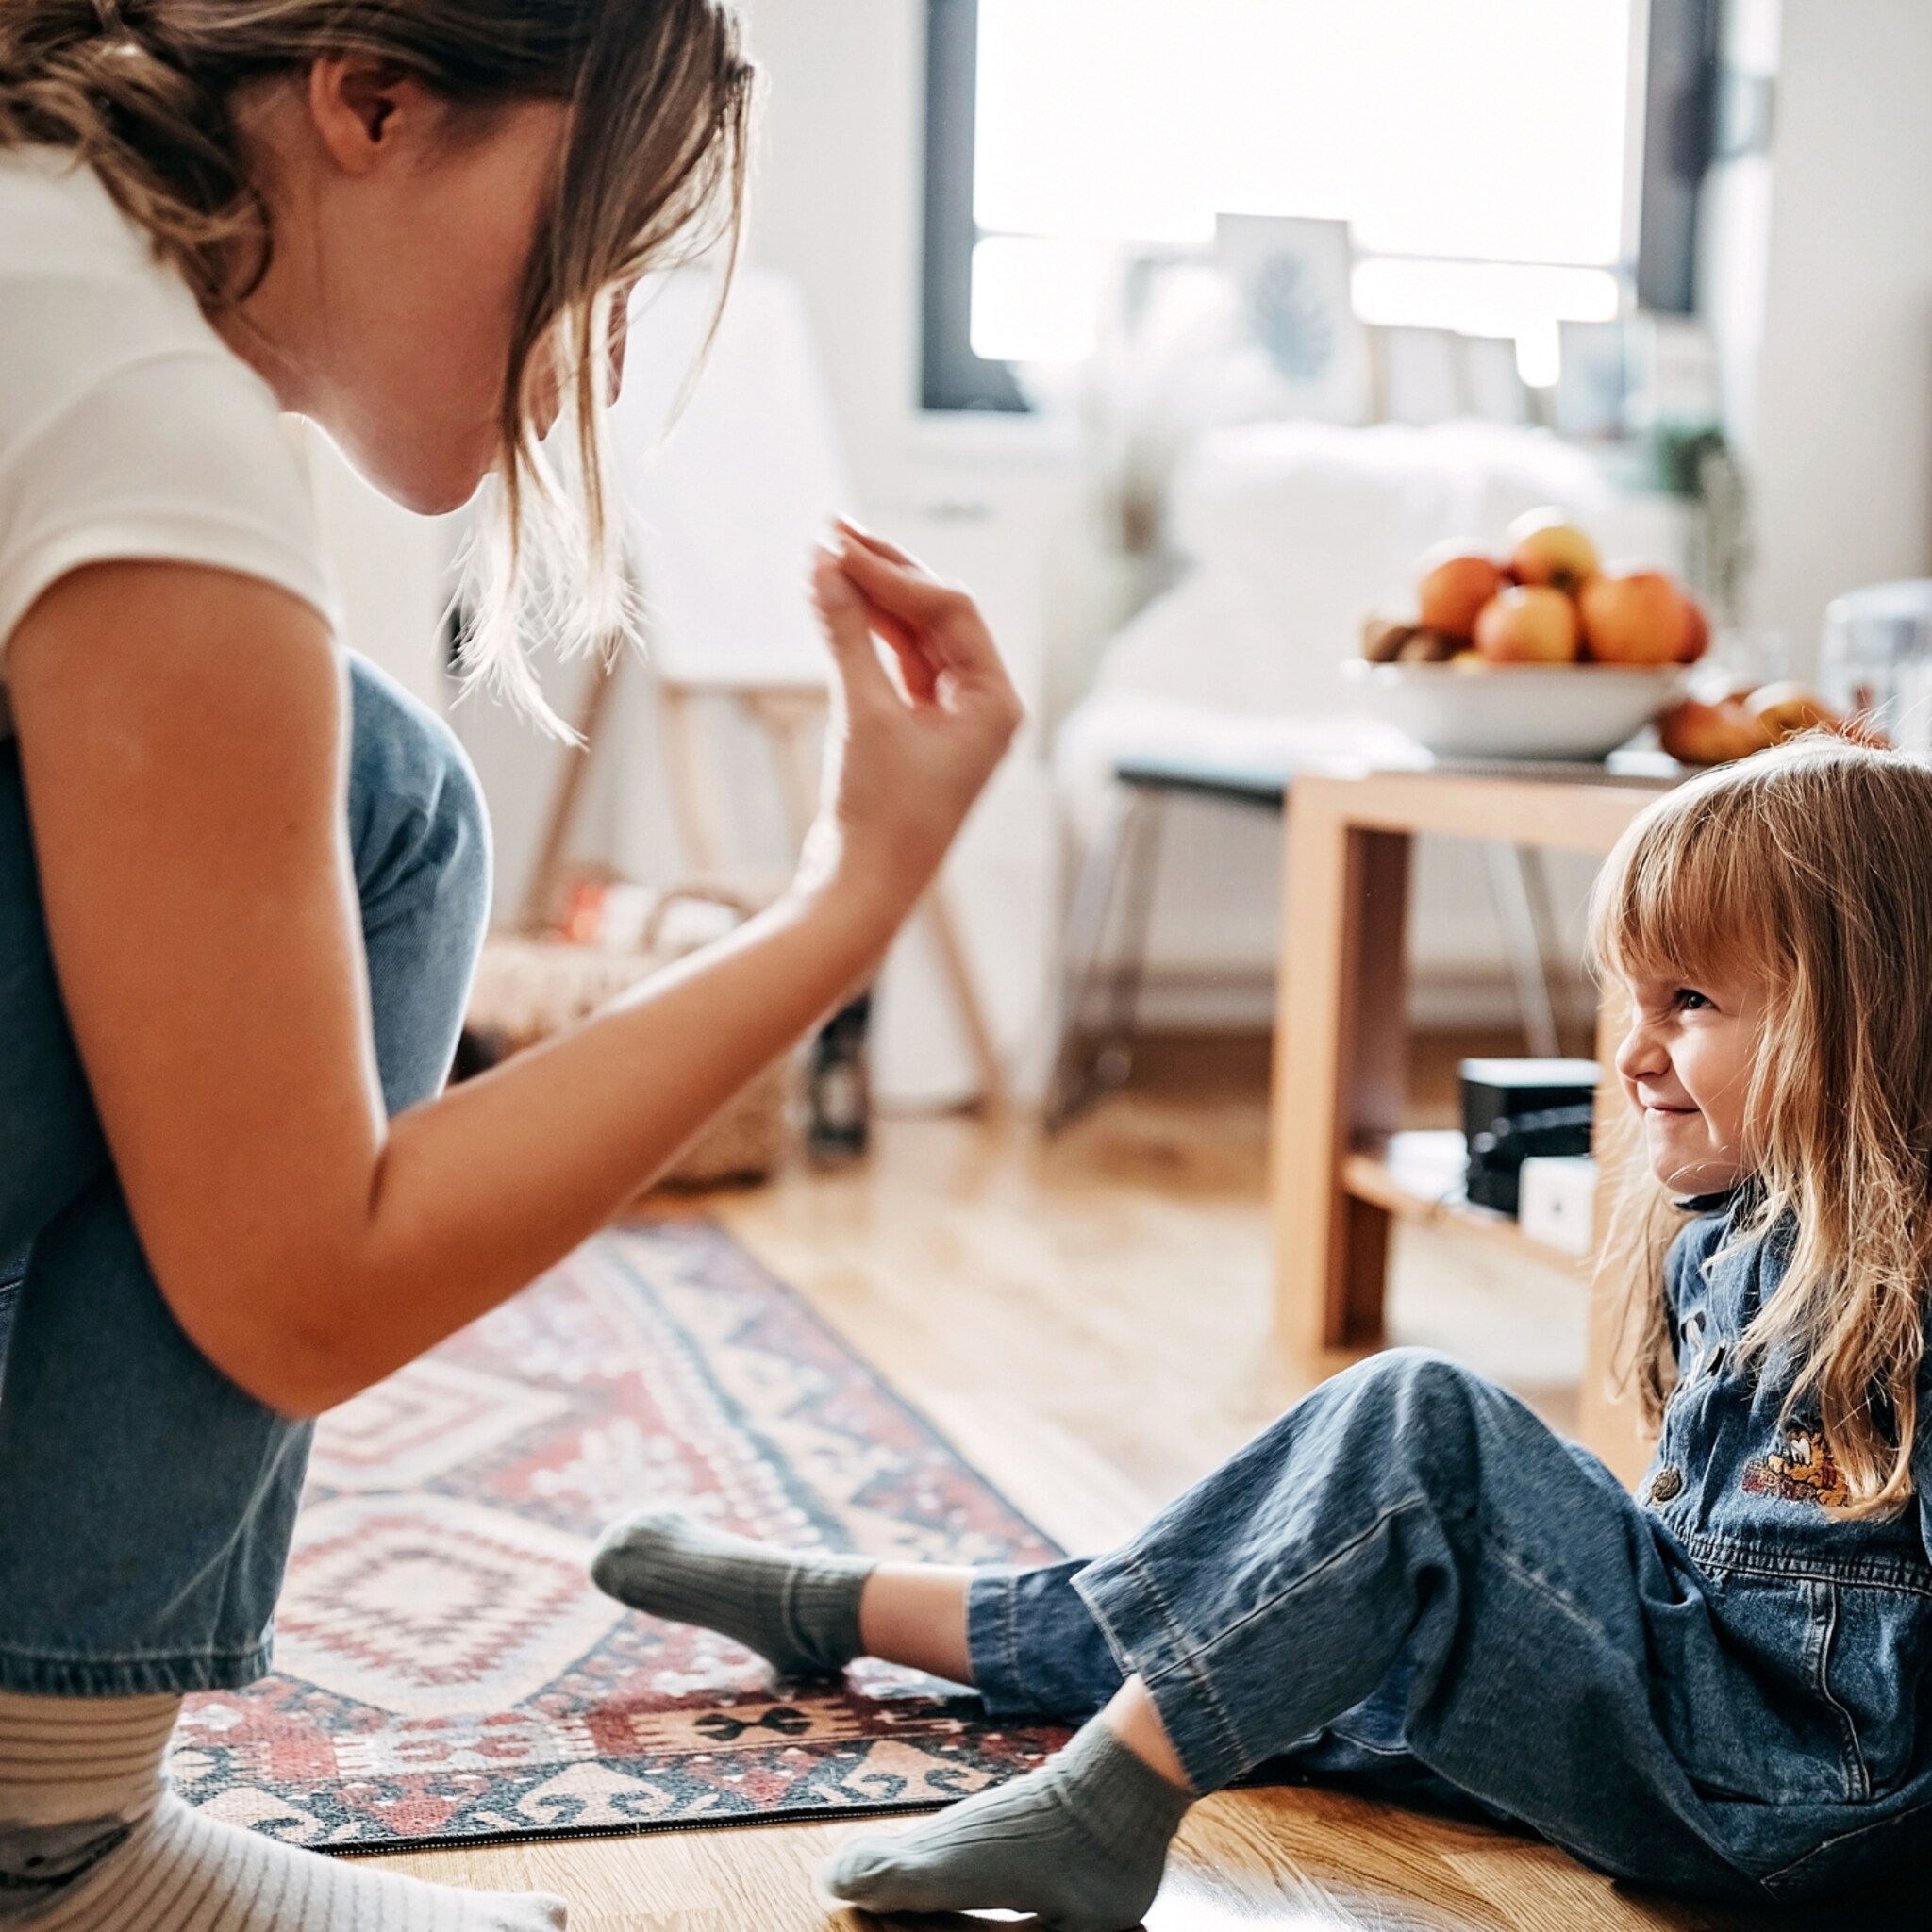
1713, 0, 1932, 668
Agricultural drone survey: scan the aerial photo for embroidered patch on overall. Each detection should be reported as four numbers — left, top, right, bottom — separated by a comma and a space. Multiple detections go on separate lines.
1740, 1427, 1850, 1509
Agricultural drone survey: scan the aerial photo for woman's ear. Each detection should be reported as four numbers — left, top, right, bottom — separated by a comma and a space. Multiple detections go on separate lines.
307, 56, 435, 175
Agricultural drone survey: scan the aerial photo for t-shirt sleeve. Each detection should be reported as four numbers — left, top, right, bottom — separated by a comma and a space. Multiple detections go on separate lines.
0, 349, 340, 668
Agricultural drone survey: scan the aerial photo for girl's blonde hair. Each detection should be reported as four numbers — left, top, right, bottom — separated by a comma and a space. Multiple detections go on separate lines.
1591, 738, 1932, 1515
0, 0, 756, 726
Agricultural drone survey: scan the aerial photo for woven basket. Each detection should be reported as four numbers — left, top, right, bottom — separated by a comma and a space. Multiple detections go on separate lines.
461, 889, 790, 1190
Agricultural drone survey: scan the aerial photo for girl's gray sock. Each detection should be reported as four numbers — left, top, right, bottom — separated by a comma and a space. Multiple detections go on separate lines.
589, 1509, 874, 1679
821, 1713, 1192, 1932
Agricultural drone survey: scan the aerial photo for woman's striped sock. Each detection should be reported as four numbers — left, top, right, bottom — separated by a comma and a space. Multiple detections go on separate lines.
0, 1689, 569, 1929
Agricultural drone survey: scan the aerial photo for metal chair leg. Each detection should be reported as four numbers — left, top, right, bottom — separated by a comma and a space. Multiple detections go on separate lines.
1044, 784, 1164, 1132
1483, 841, 1561, 1058
1092, 789, 1166, 1092
1517, 843, 1568, 1034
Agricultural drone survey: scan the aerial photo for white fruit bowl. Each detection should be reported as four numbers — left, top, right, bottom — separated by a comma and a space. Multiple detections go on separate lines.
1343, 659, 1686, 761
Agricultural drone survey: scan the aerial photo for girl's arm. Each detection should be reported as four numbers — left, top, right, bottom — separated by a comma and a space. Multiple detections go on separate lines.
8, 537, 1020, 1415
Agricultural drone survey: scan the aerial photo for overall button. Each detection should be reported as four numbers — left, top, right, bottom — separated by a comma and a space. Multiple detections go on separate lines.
1647, 1465, 1685, 1505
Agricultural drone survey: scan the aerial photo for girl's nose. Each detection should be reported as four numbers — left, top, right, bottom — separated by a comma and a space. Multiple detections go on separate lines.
1615, 1014, 1667, 1086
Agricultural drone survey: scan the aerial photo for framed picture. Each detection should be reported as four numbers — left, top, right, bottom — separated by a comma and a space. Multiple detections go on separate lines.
1215, 213, 1372, 426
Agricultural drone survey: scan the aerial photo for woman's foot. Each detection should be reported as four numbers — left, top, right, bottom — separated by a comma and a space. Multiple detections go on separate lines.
821, 1714, 1191, 1932
26, 1793, 567, 1929
0, 1689, 566, 1929
589, 1510, 874, 1679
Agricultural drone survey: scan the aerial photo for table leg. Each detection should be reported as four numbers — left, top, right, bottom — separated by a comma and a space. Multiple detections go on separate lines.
1272, 795, 1411, 1357
1577, 984, 1656, 1485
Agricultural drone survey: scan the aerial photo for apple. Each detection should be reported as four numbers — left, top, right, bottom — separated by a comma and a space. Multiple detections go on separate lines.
1579, 571, 1691, 665
1678, 594, 1710, 664
1658, 699, 1776, 766
1507, 510, 1601, 594
1746, 681, 1840, 741
1474, 585, 1580, 663
1417, 549, 1508, 638
1395, 628, 1462, 663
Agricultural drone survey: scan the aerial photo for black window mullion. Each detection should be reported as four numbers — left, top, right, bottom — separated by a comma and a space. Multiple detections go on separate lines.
922, 0, 1029, 412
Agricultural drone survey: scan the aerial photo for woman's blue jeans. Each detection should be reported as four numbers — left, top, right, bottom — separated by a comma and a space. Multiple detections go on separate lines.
967, 1350, 1932, 1906
0, 655, 490, 1697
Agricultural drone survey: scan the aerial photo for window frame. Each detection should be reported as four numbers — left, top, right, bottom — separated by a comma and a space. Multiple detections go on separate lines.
921, 0, 1718, 414
922, 0, 1028, 412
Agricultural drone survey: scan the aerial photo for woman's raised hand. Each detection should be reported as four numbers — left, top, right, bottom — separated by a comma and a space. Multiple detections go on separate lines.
800, 520, 1024, 925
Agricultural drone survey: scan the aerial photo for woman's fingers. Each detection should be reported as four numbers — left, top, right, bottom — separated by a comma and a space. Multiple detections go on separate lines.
810, 549, 898, 708
834, 517, 921, 570
813, 551, 941, 706
824, 525, 1024, 736
840, 580, 943, 705
833, 535, 973, 635
834, 544, 1009, 691
881, 625, 941, 705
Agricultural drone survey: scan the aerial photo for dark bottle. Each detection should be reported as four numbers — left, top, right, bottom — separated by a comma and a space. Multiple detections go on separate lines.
806, 991, 873, 1163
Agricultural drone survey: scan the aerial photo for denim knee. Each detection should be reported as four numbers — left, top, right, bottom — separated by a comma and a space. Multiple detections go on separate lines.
346, 654, 491, 941
345, 658, 492, 1111
1304, 1349, 1492, 1515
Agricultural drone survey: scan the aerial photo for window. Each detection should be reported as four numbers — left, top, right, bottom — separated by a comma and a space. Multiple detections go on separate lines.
924, 0, 1696, 409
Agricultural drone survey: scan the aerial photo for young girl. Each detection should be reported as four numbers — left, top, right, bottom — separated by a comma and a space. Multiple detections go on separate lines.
593, 738, 1932, 1924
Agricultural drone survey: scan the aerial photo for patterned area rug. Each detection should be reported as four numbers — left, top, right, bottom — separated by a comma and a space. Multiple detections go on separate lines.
173, 1222, 1070, 1851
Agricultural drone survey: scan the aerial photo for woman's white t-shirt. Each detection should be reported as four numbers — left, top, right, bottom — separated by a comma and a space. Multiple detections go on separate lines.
0, 148, 337, 732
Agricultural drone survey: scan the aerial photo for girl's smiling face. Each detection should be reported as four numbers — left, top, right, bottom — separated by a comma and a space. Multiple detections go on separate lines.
1614, 970, 1766, 1195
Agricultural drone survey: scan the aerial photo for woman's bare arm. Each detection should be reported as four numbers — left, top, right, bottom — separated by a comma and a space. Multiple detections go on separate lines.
8, 538, 1019, 1415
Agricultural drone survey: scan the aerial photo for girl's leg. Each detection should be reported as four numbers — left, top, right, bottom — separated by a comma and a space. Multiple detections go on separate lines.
824, 1348, 1760, 1927
0, 659, 566, 1927
591, 1526, 1128, 1719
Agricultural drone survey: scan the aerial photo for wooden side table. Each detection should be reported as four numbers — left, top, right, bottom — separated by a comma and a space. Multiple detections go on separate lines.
1269, 767, 1674, 1484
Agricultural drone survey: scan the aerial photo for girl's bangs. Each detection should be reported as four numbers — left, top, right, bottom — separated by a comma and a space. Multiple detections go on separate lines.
1592, 787, 1781, 990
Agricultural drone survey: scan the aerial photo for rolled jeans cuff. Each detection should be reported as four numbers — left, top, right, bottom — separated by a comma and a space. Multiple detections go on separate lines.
966, 1559, 1124, 1723
0, 1641, 273, 1699
1072, 1549, 1255, 1795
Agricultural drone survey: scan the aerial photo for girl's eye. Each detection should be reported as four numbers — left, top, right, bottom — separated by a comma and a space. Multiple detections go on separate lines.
1674, 989, 1712, 1012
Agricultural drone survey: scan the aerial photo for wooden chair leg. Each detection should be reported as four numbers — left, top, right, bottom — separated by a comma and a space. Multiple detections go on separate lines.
518, 658, 620, 934
1044, 784, 1153, 1132
657, 684, 726, 875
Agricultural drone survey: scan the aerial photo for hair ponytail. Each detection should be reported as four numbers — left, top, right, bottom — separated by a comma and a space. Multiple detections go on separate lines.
0, 0, 756, 729
0, 1, 263, 304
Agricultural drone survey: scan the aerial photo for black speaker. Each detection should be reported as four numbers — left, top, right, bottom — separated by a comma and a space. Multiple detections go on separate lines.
1459, 1058, 1599, 1218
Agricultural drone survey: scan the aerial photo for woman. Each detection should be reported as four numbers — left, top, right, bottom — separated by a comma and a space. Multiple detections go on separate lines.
0, 3, 1020, 1926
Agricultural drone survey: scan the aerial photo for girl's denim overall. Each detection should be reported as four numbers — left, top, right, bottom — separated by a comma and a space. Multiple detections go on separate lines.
966, 1201, 1932, 1905
0, 655, 489, 1695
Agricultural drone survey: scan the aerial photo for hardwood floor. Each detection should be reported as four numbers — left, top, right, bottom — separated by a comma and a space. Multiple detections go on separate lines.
364, 1058, 1875, 1930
